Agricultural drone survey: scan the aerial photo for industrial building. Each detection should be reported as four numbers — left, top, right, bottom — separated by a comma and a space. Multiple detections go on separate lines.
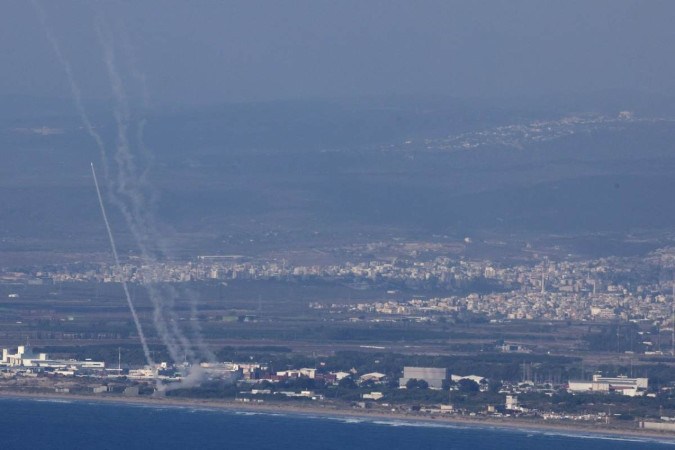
1, 345, 105, 372
399, 366, 448, 389
567, 374, 648, 397
1, 346, 48, 367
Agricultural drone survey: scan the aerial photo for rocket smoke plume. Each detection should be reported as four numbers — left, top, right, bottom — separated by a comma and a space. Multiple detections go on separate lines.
32, 1, 216, 388
95, 15, 217, 368
95, 19, 201, 369
30, 0, 108, 169
91, 162, 155, 371
31, 0, 160, 380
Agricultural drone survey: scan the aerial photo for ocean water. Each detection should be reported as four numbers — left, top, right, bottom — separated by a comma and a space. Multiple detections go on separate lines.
0, 398, 672, 449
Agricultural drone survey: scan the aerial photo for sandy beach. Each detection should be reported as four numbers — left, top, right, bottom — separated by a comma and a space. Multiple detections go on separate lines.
1, 390, 673, 444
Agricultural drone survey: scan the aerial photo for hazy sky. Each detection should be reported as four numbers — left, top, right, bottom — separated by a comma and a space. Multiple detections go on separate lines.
3, 0, 675, 106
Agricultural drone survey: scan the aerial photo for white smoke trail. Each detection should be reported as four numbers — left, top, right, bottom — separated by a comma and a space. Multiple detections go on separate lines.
104, 16, 216, 365
97, 17, 216, 365
33, 1, 214, 387
182, 287, 218, 362
30, 0, 108, 170
116, 23, 156, 187
96, 21, 195, 365
91, 162, 155, 370
31, 0, 159, 384
96, 17, 222, 374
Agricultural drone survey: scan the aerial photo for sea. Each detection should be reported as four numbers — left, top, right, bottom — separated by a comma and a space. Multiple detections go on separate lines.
0, 397, 673, 449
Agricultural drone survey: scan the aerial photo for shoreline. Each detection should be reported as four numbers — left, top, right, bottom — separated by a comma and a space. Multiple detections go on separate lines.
1, 391, 674, 444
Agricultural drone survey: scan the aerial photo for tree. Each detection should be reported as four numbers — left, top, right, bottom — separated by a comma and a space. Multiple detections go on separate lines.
338, 376, 357, 389
442, 379, 456, 391
361, 379, 376, 389
406, 378, 429, 389
457, 379, 479, 393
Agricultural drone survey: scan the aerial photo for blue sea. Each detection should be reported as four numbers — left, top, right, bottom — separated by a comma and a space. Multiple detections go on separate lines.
0, 398, 673, 449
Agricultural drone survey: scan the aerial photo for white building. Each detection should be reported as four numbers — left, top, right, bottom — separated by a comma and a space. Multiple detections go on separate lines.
362, 392, 384, 400
276, 368, 317, 379
1, 346, 105, 372
1, 346, 47, 367
359, 372, 386, 383
399, 366, 447, 389
451, 374, 485, 384
568, 374, 648, 397
505, 395, 519, 410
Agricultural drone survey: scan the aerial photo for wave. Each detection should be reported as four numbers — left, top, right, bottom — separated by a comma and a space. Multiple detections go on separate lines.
32, 399, 74, 405
4, 397, 673, 446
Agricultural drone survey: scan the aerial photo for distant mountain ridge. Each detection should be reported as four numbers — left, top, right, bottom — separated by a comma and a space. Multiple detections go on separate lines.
1, 93, 674, 255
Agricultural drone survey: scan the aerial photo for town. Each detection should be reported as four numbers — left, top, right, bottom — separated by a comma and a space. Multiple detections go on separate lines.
4, 242, 675, 329
2, 240, 675, 434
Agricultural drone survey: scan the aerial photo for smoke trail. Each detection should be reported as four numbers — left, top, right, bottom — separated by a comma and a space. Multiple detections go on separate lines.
183, 287, 218, 362
30, 0, 108, 171
96, 22, 196, 366
34, 1, 215, 387
116, 23, 156, 190
96, 17, 216, 365
102, 15, 216, 365
31, 0, 161, 384
91, 162, 155, 370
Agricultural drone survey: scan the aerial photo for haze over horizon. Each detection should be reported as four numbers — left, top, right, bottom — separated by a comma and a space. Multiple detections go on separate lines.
2, 1, 675, 106
2, 1, 675, 259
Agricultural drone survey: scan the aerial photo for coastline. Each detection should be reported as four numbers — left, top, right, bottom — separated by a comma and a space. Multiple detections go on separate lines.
1, 391, 674, 444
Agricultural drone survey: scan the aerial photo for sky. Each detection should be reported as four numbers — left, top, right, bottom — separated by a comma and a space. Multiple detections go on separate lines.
2, 0, 675, 106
